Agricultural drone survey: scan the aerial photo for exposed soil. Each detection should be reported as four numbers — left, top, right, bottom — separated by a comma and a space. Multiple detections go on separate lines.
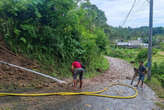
36, 57, 158, 110
0, 35, 75, 109
159, 51, 164, 55
0, 36, 59, 91
84, 56, 134, 86
0, 36, 159, 110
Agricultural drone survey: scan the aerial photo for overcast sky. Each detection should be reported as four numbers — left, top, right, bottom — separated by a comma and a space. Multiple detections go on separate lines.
90, 0, 164, 28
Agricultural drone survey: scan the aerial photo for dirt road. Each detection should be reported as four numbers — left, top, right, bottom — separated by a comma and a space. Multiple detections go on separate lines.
0, 57, 159, 110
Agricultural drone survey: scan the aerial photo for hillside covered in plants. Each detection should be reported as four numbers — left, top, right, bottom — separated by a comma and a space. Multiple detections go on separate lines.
108, 26, 164, 47
0, 0, 109, 77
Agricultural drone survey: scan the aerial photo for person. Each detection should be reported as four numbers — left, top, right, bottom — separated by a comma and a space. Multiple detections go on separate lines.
130, 61, 139, 85
72, 61, 85, 89
135, 61, 147, 88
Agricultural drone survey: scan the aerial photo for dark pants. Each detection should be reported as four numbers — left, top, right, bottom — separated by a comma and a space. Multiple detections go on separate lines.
139, 72, 145, 81
73, 68, 84, 80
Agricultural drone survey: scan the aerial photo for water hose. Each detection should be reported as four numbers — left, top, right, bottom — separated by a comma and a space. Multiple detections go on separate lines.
0, 61, 138, 99
0, 83, 138, 99
0, 60, 66, 84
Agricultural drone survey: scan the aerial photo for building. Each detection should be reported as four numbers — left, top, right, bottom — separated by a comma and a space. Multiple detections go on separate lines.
116, 39, 148, 48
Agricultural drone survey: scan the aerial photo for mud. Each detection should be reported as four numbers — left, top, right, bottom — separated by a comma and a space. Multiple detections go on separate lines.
0, 57, 160, 110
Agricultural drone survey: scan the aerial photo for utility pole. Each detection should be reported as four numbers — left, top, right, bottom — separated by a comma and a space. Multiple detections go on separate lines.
148, 0, 153, 80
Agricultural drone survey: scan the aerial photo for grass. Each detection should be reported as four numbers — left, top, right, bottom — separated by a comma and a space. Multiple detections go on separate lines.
145, 70, 164, 110
107, 48, 139, 62
145, 77, 164, 98
107, 48, 164, 109
53, 55, 110, 79
153, 51, 164, 65
155, 102, 164, 110
25, 51, 110, 79
0, 107, 11, 110
116, 49, 164, 98
84, 56, 110, 78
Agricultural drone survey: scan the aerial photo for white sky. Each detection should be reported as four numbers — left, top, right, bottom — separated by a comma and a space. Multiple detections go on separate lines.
90, 0, 164, 28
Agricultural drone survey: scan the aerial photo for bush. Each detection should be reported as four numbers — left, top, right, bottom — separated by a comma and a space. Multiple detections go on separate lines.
0, 0, 109, 76
107, 48, 125, 58
135, 48, 158, 63
160, 42, 164, 51
106, 48, 137, 61
152, 61, 164, 87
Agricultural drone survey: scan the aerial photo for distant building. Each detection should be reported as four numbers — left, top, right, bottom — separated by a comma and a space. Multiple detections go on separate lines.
116, 39, 148, 48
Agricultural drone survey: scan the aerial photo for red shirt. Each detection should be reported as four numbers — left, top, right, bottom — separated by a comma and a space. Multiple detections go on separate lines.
72, 61, 82, 68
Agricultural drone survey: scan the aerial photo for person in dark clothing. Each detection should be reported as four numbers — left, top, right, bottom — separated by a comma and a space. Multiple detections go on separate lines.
130, 61, 139, 85
72, 61, 85, 88
135, 61, 147, 88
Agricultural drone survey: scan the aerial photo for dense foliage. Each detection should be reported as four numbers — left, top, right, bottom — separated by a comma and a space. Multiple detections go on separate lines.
106, 48, 138, 60
107, 48, 158, 63
0, 0, 109, 76
135, 48, 158, 63
160, 42, 164, 51
107, 47, 164, 89
152, 51, 164, 88
152, 62, 164, 87
108, 26, 164, 47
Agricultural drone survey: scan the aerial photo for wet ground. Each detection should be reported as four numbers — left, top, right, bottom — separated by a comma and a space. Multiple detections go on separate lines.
0, 80, 158, 110
45, 80, 158, 110
0, 57, 160, 110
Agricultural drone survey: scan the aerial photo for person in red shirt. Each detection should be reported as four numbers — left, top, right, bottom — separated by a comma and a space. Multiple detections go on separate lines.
72, 61, 85, 88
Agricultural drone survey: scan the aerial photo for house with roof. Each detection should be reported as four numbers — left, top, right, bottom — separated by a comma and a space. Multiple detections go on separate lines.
116, 38, 148, 48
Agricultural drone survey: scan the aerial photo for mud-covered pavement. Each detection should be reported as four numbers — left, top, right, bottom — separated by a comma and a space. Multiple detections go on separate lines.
48, 80, 158, 110
0, 57, 159, 110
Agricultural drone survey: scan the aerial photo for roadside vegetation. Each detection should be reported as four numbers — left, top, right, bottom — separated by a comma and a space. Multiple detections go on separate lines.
0, 0, 164, 79
0, 0, 109, 78
0, 0, 163, 105
0, 0, 164, 110
108, 26, 164, 45
107, 47, 164, 108
146, 51, 164, 98
106, 24, 164, 109
106, 48, 139, 62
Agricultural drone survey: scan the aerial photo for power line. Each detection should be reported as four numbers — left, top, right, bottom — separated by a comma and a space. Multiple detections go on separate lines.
121, 0, 137, 26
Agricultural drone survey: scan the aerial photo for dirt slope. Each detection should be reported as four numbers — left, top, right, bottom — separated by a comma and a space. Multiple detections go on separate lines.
0, 36, 58, 90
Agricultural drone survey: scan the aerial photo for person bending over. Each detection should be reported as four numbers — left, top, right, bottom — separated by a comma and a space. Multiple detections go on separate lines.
72, 61, 85, 88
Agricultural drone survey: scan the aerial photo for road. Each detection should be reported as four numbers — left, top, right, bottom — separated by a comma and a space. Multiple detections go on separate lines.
0, 57, 159, 110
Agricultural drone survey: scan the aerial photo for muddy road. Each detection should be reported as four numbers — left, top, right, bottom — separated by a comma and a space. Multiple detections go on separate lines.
0, 57, 159, 110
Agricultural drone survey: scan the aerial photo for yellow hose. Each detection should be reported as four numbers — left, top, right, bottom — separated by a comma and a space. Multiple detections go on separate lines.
0, 83, 138, 99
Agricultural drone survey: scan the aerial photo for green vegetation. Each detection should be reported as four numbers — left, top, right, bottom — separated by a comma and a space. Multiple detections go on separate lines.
155, 102, 164, 109
146, 77, 164, 109
0, 107, 11, 110
151, 52, 164, 91
107, 48, 164, 109
0, 0, 109, 77
106, 48, 158, 64
145, 77, 164, 98
106, 48, 139, 62
160, 42, 164, 51
108, 26, 164, 46
84, 56, 109, 78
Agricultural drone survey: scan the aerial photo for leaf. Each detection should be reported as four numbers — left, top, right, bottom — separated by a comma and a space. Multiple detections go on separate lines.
35, 10, 42, 18
20, 37, 26, 44
14, 28, 20, 36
